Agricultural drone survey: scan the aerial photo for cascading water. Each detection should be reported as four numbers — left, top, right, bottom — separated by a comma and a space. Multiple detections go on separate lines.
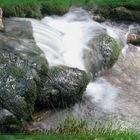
30, 7, 123, 111
31, 8, 107, 70
27, 7, 140, 131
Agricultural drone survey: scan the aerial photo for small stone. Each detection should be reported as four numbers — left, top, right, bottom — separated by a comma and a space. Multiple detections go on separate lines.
0, 8, 4, 32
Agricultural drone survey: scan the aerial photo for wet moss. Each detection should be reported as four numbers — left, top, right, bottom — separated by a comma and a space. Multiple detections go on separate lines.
107, 39, 121, 67
36, 66, 90, 108
8, 65, 25, 78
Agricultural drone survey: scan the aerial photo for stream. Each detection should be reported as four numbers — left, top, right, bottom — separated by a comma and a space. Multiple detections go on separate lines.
23, 7, 140, 132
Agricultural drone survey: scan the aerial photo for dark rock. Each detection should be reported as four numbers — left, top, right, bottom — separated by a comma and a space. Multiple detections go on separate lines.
111, 7, 140, 22
36, 66, 90, 108
0, 19, 48, 121
94, 6, 111, 18
0, 108, 22, 133
0, 108, 19, 125
92, 6, 140, 23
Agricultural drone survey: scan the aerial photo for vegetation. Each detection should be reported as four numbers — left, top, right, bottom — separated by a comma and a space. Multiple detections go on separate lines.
0, 0, 41, 18
0, 117, 140, 139
55, 117, 140, 139
0, 0, 140, 139
107, 39, 120, 67
0, 0, 140, 17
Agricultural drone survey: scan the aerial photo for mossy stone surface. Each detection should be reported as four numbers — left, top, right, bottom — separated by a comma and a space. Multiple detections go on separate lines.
36, 66, 90, 108
84, 33, 120, 77
0, 19, 48, 122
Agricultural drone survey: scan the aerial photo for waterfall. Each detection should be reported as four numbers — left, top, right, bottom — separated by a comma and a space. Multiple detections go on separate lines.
30, 8, 130, 111
31, 8, 107, 70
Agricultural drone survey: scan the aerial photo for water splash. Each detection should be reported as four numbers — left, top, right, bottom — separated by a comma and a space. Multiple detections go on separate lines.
86, 78, 118, 111
30, 8, 123, 111
31, 8, 106, 70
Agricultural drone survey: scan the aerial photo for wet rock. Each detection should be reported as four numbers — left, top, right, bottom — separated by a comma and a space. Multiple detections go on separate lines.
127, 27, 140, 46
0, 8, 4, 32
0, 19, 48, 123
0, 108, 19, 125
93, 6, 140, 22
111, 7, 133, 20
0, 108, 22, 133
36, 66, 90, 108
94, 6, 111, 19
84, 33, 120, 77
92, 15, 105, 23
111, 7, 140, 22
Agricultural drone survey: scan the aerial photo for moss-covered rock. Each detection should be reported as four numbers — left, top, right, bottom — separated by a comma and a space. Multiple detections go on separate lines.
84, 33, 120, 77
36, 66, 90, 108
111, 7, 140, 22
0, 45, 37, 120
94, 6, 111, 18
0, 19, 48, 124
93, 6, 140, 23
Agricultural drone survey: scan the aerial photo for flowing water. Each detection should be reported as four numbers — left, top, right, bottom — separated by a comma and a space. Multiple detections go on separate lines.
27, 7, 140, 131
31, 7, 107, 70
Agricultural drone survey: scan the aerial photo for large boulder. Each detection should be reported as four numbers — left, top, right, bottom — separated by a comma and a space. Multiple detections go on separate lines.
84, 33, 120, 77
36, 66, 90, 108
0, 19, 48, 123
0, 8, 4, 32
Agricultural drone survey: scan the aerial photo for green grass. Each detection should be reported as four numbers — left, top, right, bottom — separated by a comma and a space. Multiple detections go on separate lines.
39, 0, 140, 15
0, 0, 42, 18
0, 0, 140, 17
54, 117, 140, 139
0, 117, 140, 139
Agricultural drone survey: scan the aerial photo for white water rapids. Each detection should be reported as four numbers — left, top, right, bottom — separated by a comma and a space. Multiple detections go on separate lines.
29, 7, 137, 112
31, 8, 107, 70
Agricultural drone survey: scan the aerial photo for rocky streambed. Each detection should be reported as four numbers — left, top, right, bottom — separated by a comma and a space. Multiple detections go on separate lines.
23, 20, 140, 133
0, 18, 90, 132
0, 7, 140, 133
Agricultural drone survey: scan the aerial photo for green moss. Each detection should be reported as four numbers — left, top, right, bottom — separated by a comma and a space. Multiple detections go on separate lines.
22, 80, 37, 118
107, 39, 121, 67
8, 65, 25, 78
5, 79, 37, 119
36, 66, 90, 108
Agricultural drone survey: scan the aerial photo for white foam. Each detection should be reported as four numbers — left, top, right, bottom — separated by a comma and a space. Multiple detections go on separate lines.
30, 8, 123, 111
86, 78, 118, 111
31, 8, 106, 70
